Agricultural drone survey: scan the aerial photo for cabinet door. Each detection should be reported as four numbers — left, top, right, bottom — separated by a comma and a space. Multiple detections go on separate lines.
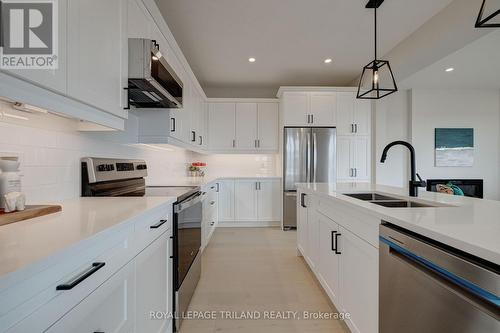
235, 103, 258, 149
257, 103, 279, 150
127, 0, 154, 39
339, 226, 378, 333
353, 136, 370, 181
337, 136, 353, 181
234, 180, 258, 221
353, 99, 371, 136
45, 261, 135, 333
282, 92, 309, 126
208, 103, 236, 150
336, 92, 355, 136
217, 180, 235, 221
296, 191, 308, 256
318, 216, 341, 303
2, 0, 67, 94
306, 207, 320, 270
135, 232, 170, 333
67, 0, 127, 118
257, 180, 280, 221
310, 92, 336, 126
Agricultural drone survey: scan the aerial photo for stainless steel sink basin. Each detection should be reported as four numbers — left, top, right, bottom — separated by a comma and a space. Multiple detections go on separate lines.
343, 193, 400, 201
372, 200, 438, 208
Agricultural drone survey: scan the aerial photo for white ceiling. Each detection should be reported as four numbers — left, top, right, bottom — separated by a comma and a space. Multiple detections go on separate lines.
401, 30, 500, 89
155, 0, 454, 97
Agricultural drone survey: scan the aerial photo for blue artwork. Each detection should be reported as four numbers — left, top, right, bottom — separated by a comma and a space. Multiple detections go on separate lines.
435, 128, 474, 167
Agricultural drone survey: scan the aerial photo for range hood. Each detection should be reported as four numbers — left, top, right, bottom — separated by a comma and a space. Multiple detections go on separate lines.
128, 38, 183, 109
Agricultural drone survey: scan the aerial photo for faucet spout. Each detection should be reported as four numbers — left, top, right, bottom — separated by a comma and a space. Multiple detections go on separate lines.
380, 141, 426, 197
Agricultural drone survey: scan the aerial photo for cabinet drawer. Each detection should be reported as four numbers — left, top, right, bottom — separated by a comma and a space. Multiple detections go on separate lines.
44, 261, 135, 333
133, 206, 171, 252
5, 230, 134, 333
317, 198, 379, 248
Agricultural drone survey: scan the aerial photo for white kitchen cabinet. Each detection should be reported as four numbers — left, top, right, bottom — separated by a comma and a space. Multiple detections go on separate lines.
318, 215, 341, 303
67, 0, 128, 118
306, 205, 320, 270
234, 180, 259, 221
208, 103, 236, 150
257, 103, 279, 150
310, 92, 337, 125
135, 232, 171, 333
127, 0, 154, 39
217, 180, 235, 222
2, 0, 67, 94
235, 103, 258, 149
337, 136, 370, 182
296, 190, 309, 256
339, 226, 378, 333
281, 91, 336, 126
337, 92, 371, 136
281, 92, 310, 126
45, 261, 135, 333
257, 179, 281, 221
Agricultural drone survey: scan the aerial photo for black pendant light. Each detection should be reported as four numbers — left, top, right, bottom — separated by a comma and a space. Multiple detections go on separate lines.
475, 0, 500, 28
357, 0, 397, 100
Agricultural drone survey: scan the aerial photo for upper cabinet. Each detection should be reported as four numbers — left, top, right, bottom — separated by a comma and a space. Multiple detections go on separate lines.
337, 92, 371, 136
207, 100, 279, 153
281, 91, 336, 126
67, 0, 128, 119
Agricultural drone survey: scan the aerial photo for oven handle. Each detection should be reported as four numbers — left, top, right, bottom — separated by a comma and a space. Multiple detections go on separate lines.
174, 192, 205, 213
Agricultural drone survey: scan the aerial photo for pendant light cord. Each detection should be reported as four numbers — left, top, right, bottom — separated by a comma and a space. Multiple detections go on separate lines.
374, 6, 377, 62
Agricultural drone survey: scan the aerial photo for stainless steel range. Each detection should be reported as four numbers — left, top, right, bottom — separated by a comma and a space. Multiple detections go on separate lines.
81, 157, 203, 332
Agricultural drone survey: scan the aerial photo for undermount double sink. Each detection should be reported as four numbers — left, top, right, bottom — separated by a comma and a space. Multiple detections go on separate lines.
343, 192, 448, 208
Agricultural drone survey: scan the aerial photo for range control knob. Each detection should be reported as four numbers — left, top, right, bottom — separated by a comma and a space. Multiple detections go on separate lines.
97, 164, 106, 172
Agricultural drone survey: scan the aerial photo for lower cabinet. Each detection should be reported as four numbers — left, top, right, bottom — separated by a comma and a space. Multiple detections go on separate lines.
297, 193, 378, 333
338, 226, 378, 333
45, 261, 136, 333
217, 179, 235, 222
318, 215, 341, 302
232, 179, 281, 226
135, 232, 172, 333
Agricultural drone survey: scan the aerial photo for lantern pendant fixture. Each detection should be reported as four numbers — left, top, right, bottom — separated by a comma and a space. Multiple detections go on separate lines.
475, 0, 500, 28
357, 0, 398, 100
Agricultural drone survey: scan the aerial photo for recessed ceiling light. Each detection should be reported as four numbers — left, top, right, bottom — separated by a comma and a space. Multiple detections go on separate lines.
445, 67, 454, 72
324, 58, 332, 64
248, 57, 256, 63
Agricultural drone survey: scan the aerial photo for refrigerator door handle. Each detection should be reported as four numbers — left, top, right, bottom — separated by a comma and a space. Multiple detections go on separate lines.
312, 132, 317, 183
306, 131, 311, 183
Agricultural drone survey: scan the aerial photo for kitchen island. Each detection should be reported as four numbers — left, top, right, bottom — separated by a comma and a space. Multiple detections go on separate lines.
296, 182, 500, 333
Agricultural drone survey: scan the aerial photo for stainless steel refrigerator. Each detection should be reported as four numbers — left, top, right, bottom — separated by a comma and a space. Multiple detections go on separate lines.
283, 127, 336, 228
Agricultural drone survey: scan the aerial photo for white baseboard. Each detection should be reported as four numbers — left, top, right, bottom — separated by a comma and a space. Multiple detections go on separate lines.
218, 221, 280, 228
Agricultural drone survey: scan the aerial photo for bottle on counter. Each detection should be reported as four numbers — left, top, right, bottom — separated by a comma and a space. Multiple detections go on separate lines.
0, 157, 22, 210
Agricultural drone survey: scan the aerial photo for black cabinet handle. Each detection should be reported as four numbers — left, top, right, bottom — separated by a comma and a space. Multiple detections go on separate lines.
216, 183, 220, 192
123, 87, 130, 110
56, 262, 105, 290
199, 135, 203, 145
191, 131, 196, 142
150, 219, 168, 229
333, 233, 342, 254
170, 118, 176, 132
300, 193, 307, 208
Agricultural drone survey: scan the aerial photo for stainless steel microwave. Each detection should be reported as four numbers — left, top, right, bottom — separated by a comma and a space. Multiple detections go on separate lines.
128, 38, 183, 109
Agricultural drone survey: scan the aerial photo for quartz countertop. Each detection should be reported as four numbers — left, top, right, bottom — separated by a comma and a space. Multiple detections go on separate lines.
297, 182, 500, 265
0, 196, 176, 277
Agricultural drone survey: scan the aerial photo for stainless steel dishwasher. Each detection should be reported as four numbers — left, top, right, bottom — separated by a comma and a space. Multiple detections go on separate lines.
379, 222, 499, 333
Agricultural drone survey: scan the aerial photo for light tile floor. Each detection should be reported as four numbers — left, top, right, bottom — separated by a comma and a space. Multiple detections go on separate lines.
179, 228, 350, 333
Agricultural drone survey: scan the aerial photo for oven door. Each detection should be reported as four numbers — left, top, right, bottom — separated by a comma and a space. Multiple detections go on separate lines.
174, 192, 203, 289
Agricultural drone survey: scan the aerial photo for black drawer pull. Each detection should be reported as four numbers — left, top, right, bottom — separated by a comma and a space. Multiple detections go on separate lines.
150, 219, 168, 229
334, 233, 342, 254
56, 262, 105, 290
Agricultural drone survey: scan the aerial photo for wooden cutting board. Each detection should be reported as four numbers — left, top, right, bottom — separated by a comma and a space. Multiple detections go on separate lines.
0, 205, 62, 227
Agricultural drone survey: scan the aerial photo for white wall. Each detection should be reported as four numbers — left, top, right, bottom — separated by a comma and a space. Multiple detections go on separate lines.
411, 89, 500, 200
374, 90, 411, 187
202, 154, 277, 178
